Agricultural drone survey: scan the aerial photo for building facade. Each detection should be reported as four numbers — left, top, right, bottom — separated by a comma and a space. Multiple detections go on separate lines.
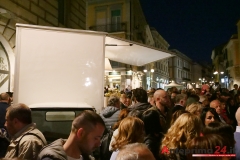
224, 34, 239, 89
169, 49, 192, 89
87, 0, 154, 91
143, 27, 170, 90
0, 0, 86, 93
192, 62, 203, 88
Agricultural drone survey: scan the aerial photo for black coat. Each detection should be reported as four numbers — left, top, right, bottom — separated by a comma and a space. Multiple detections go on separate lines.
144, 133, 164, 160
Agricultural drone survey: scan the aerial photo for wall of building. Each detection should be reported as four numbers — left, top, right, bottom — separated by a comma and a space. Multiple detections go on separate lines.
169, 49, 192, 88
225, 37, 240, 89
192, 62, 202, 88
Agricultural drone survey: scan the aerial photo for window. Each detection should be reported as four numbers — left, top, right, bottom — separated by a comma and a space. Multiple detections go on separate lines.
58, 0, 65, 24
111, 9, 121, 31
46, 111, 75, 121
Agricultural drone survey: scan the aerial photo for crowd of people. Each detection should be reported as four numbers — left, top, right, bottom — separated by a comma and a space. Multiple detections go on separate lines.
0, 83, 240, 160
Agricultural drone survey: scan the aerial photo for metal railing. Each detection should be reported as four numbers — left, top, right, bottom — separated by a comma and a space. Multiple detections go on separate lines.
89, 23, 127, 32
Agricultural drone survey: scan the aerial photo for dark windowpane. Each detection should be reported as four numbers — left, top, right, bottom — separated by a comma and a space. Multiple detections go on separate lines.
58, 0, 64, 24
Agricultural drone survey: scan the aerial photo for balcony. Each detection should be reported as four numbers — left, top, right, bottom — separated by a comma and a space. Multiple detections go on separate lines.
89, 23, 127, 33
182, 77, 191, 81
183, 67, 190, 71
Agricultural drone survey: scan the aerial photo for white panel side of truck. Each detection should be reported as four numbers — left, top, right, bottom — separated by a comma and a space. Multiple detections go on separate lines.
14, 24, 106, 113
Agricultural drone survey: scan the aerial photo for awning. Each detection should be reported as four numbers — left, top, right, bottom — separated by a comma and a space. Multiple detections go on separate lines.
105, 35, 174, 66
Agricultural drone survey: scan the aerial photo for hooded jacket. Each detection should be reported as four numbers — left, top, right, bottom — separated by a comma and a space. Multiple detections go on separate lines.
37, 139, 67, 160
100, 106, 120, 130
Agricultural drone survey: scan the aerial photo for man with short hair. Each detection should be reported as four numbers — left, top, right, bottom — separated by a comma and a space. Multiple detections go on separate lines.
116, 143, 155, 160
38, 110, 105, 160
210, 100, 226, 123
0, 92, 11, 157
148, 89, 171, 133
171, 94, 187, 114
100, 95, 121, 130
128, 88, 151, 114
4, 103, 47, 160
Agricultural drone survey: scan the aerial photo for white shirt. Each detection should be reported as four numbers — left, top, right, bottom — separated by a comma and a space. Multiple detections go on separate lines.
236, 126, 240, 132
67, 155, 83, 160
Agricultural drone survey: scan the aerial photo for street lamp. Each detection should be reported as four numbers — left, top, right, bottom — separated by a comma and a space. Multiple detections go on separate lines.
213, 71, 226, 88
143, 68, 154, 90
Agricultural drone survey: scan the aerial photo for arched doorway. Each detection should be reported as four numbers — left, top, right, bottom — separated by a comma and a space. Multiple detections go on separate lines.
0, 34, 14, 92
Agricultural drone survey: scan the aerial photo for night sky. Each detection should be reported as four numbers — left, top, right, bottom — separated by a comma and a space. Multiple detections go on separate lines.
139, 0, 240, 63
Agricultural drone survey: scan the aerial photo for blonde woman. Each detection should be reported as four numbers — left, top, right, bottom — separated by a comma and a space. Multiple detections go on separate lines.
110, 117, 145, 160
185, 102, 203, 116
160, 113, 202, 160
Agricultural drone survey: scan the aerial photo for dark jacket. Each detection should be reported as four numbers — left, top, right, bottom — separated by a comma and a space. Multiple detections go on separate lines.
128, 102, 152, 113
171, 105, 185, 114
0, 102, 9, 128
144, 133, 163, 160
38, 139, 67, 160
100, 106, 120, 130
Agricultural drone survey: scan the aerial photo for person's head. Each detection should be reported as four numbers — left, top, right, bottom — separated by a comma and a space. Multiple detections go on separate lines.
200, 107, 220, 126
166, 88, 172, 95
220, 92, 230, 102
210, 100, 221, 115
147, 92, 155, 106
71, 110, 105, 155
234, 84, 238, 90
112, 108, 130, 130
187, 134, 232, 160
161, 113, 202, 149
170, 92, 177, 100
203, 121, 235, 147
116, 143, 155, 160
186, 95, 199, 107
120, 94, 127, 104
0, 92, 10, 103
170, 110, 189, 126
174, 94, 187, 107
236, 107, 240, 126
141, 110, 163, 135
120, 94, 132, 107
181, 89, 186, 94
171, 87, 178, 93
111, 117, 144, 150
185, 102, 202, 116
154, 89, 170, 108
5, 103, 32, 136
107, 95, 120, 108
195, 88, 201, 95
125, 93, 132, 106
132, 88, 148, 103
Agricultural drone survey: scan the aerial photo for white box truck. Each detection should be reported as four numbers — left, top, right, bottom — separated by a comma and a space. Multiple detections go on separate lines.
13, 24, 173, 142
14, 24, 107, 142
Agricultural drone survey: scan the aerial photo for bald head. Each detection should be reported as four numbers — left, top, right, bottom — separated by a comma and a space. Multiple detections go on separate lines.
154, 89, 167, 101
236, 107, 240, 126
154, 90, 170, 108
0, 92, 10, 102
210, 100, 221, 115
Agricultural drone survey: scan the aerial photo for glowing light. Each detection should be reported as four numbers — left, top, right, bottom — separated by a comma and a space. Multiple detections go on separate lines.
85, 77, 91, 87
